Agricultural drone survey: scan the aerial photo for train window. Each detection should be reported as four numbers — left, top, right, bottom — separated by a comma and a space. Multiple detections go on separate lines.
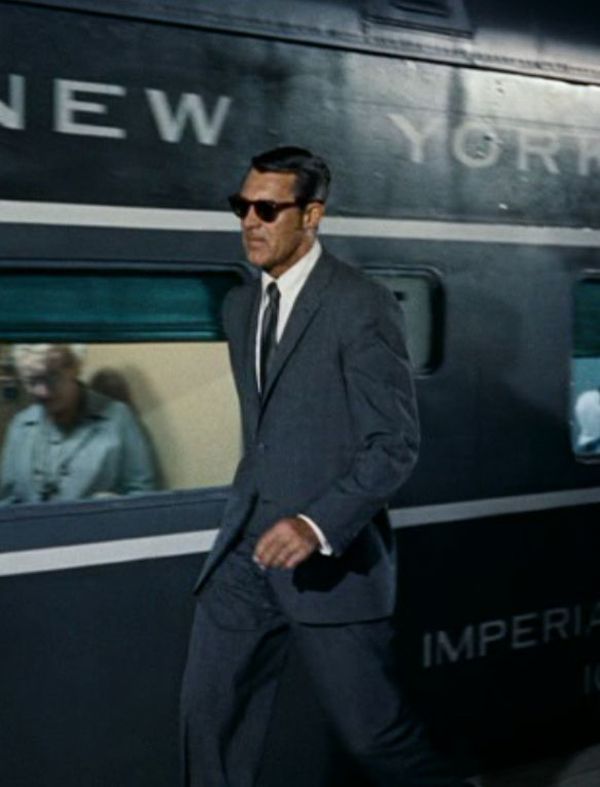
0, 270, 237, 341
0, 268, 243, 505
571, 278, 600, 459
367, 269, 443, 374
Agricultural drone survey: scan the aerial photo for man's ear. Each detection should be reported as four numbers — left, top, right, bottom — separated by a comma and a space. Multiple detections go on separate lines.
303, 201, 325, 230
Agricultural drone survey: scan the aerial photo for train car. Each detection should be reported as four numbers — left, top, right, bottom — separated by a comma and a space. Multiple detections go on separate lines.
1, 1, 600, 784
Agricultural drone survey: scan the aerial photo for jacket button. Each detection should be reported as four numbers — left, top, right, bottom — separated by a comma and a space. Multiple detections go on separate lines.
257, 442, 266, 452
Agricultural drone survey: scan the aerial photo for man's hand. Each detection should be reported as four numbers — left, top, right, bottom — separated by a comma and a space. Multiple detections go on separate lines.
253, 517, 319, 570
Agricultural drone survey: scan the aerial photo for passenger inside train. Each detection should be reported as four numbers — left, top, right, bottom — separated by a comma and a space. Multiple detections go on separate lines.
574, 388, 600, 455
0, 343, 156, 503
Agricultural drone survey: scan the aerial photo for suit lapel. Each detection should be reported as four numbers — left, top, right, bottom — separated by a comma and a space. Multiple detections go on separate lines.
243, 283, 261, 404
260, 253, 335, 405
227, 280, 261, 430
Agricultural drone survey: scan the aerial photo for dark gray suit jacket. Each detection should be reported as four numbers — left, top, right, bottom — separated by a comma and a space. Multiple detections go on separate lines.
195, 250, 419, 624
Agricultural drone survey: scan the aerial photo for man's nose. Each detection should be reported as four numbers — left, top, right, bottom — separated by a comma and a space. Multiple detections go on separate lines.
242, 205, 261, 228
31, 382, 50, 399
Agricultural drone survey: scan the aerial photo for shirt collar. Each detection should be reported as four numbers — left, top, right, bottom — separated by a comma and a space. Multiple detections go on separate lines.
261, 239, 322, 299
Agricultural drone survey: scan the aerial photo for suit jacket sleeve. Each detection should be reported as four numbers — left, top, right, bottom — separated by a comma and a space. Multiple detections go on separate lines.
303, 283, 420, 556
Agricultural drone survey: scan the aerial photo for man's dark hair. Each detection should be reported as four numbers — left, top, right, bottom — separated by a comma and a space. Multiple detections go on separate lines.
250, 146, 331, 204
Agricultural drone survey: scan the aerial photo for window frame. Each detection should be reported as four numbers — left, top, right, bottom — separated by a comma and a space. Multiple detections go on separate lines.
363, 265, 445, 376
0, 258, 251, 517
0, 258, 250, 343
571, 269, 600, 464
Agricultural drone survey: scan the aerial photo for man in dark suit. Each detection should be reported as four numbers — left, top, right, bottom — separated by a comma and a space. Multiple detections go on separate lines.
180, 147, 468, 786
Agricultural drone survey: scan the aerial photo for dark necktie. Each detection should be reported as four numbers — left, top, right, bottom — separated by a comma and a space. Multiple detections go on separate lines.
260, 282, 280, 393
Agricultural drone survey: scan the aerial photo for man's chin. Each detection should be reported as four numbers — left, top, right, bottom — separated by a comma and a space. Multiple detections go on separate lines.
247, 253, 272, 270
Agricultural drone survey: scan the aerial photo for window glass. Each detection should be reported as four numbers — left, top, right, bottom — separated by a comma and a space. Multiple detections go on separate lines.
0, 268, 243, 505
368, 270, 443, 374
0, 270, 238, 341
0, 341, 241, 504
572, 278, 600, 458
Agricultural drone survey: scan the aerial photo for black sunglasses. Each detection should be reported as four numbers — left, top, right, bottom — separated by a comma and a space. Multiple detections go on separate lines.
228, 194, 306, 223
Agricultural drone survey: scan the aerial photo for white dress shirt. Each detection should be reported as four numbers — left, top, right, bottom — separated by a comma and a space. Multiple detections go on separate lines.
255, 239, 322, 386
255, 239, 332, 555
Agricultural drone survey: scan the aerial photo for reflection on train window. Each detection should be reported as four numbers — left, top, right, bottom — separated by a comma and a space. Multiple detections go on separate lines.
0, 268, 242, 504
368, 270, 443, 374
572, 278, 600, 459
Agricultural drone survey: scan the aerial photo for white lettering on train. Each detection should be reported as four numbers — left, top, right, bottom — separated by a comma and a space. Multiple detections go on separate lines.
422, 627, 475, 668
578, 135, 600, 176
54, 80, 127, 138
2, 73, 599, 169
516, 128, 560, 173
145, 90, 232, 145
423, 601, 600, 668
452, 120, 503, 168
0, 74, 232, 146
388, 114, 443, 164
0, 73, 25, 130
388, 112, 600, 177
584, 663, 600, 695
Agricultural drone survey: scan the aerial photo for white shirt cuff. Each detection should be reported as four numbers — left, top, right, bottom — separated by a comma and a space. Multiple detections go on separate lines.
297, 514, 333, 556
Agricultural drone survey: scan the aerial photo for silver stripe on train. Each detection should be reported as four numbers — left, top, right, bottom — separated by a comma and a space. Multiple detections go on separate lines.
1, 487, 600, 577
2, 200, 600, 245
0, 531, 216, 577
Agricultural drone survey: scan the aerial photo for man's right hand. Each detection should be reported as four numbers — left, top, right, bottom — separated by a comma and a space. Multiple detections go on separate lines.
253, 517, 319, 570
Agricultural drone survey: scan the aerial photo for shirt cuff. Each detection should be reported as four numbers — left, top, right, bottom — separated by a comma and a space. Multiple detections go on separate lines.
297, 514, 333, 556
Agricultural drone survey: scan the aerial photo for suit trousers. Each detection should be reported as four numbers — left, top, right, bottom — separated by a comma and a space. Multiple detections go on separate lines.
180, 535, 468, 787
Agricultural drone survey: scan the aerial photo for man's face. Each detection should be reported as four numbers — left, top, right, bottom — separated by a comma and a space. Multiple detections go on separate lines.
20, 354, 79, 419
239, 169, 320, 278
